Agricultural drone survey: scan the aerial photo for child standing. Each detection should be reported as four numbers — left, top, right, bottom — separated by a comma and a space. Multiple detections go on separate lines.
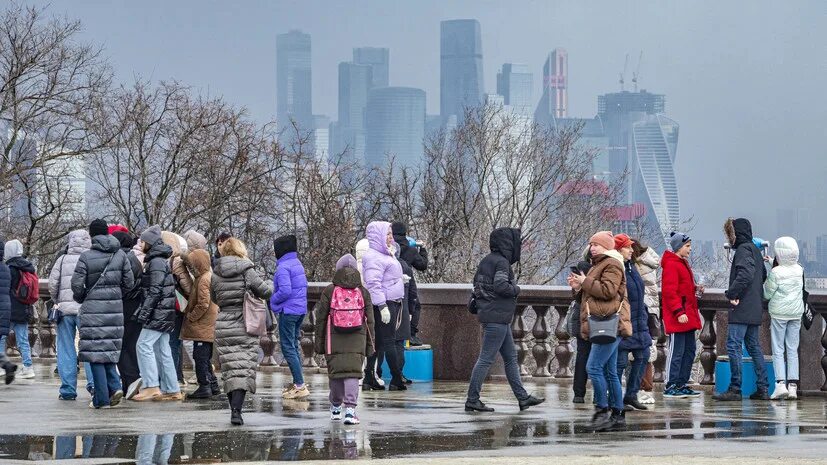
315, 254, 375, 425
764, 236, 805, 400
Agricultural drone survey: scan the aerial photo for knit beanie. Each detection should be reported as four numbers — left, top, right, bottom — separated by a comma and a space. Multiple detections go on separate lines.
335, 254, 357, 271
140, 225, 163, 247
613, 233, 633, 250
89, 219, 109, 238
670, 231, 691, 252
589, 231, 615, 251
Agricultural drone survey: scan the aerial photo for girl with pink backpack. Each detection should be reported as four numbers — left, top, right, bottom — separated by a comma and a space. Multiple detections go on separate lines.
314, 254, 375, 425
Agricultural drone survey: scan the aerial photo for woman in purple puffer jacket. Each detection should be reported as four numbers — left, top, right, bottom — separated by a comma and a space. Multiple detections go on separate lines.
270, 234, 309, 399
361, 221, 406, 391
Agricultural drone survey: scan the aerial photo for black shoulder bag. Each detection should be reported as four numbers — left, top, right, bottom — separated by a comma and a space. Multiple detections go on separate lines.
802, 271, 814, 330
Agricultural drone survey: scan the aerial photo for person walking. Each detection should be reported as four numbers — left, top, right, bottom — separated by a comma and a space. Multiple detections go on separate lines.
71, 219, 135, 409
111, 230, 144, 399
465, 227, 545, 413
764, 237, 805, 400
391, 222, 427, 346
714, 218, 770, 401
660, 232, 704, 399
568, 231, 631, 432
614, 234, 652, 411
314, 254, 376, 425
212, 237, 273, 425
49, 230, 96, 400
181, 249, 220, 399
270, 234, 309, 399
2, 239, 37, 379
632, 241, 660, 405
0, 238, 17, 384
131, 226, 182, 402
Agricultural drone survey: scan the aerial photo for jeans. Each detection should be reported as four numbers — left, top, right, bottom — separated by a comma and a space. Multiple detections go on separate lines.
727, 323, 768, 391
573, 336, 592, 397
467, 322, 529, 403
88, 363, 122, 408
56, 315, 95, 398
770, 318, 800, 383
278, 313, 305, 386
193, 341, 218, 388
136, 328, 179, 393
169, 313, 184, 382
617, 346, 650, 401
666, 330, 696, 388
586, 339, 623, 411
0, 322, 32, 367
329, 378, 360, 408
136, 434, 174, 465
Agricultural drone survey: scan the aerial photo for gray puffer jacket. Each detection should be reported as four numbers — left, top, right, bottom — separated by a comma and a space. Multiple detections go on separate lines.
48, 230, 91, 316
211, 255, 272, 393
72, 234, 135, 364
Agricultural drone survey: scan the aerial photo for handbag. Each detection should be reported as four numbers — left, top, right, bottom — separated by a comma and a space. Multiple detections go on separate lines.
802, 271, 814, 330
242, 273, 268, 337
585, 300, 621, 344
467, 290, 478, 315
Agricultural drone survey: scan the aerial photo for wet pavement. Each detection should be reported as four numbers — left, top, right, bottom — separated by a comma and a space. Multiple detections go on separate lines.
1, 363, 827, 463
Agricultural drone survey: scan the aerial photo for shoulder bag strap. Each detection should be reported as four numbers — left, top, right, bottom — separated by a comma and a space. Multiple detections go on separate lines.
87, 254, 115, 295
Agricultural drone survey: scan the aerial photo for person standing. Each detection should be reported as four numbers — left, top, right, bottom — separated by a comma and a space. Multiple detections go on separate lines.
181, 249, 220, 399
3, 239, 37, 379
391, 222, 427, 346
162, 231, 188, 386
568, 231, 631, 432
111, 231, 144, 399
660, 232, 704, 399
764, 237, 805, 400
632, 241, 660, 404
465, 227, 545, 413
314, 254, 375, 425
614, 234, 652, 411
71, 219, 135, 409
270, 234, 309, 399
132, 226, 181, 402
714, 218, 770, 401
49, 229, 96, 400
212, 237, 273, 425
0, 239, 17, 384
570, 255, 592, 404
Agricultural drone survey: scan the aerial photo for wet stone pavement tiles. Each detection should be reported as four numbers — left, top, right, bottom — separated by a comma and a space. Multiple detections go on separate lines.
1, 364, 827, 463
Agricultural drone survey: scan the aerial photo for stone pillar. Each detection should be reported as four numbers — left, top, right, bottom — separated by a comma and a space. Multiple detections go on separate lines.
301, 304, 317, 368
511, 305, 529, 377
821, 313, 827, 391
698, 309, 717, 385
38, 318, 56, 358
553, 305, 573, 378
531, 306, 552, 377
260, 325, 278, 366
5, 330, 17, 356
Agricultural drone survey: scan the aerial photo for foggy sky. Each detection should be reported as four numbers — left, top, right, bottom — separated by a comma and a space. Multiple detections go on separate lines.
26, 0, 827, 242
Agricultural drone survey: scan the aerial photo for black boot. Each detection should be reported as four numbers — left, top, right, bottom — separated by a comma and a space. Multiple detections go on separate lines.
465, 399, 494, 412
591, 407, 612, 432
749, 388, 770, 400
623, 396, 648, 411
609, 408, 627, 431
388, 382, 408, 391
230, 409, 243, 426
401, 375, 413, 385
210, 381, 221, 396
3, 363, 17, 385
188, 384, 212, 399
361, 377, 385, 391
713, 389, 742, 401
518, 395, 545, 411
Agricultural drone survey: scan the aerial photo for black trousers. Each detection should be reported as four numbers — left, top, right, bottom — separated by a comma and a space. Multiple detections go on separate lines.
169, 313, 185, 381
118, 304, 142, 389
573, 336, 592, 398
228, 389, 246, 411
365, 302, 403, 384
410, 304, 421, 337
376, 339, 406, 377
193, 341, 218, 388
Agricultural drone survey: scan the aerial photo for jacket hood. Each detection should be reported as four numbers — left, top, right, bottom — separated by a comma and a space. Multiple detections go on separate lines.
4, 239, 24, 261
187, 249, 212, 277
182, 230, 207, 252
355, 239, 370, 260
67, 229, 92, 255
146, 239, 173, 261
391, 222, 409, 246
0, 239, 4, 261
602, 249, 625, 266
727, 218, 753, 247
332, 266, 362, 289
637, 247, 660, 269
661, 250, 688, 267
213, 255, 254, 279
489, 227, 521, 264
774, 236, 799, 266
112, 231, 136, 250
366, 221, 394, 256
161, 231, 185, 258
273, 234, 298, 259
91, 234, 121, 254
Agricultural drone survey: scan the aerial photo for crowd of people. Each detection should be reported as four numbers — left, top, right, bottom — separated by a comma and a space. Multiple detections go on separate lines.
0, 216, 809, 431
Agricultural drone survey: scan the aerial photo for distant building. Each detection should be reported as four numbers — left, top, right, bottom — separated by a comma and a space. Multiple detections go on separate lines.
353, 47, 389, 88
440, 19, 484, 124
776, 208, 810, 246
277, 30, 313, 135
312, 115, 330, 161
534, 48, 568, 122
551, 117, 610, 181
365, 87, 426, 168
816, 234, 827, 273
334, 62, 373, 161
496, 63, 533, 116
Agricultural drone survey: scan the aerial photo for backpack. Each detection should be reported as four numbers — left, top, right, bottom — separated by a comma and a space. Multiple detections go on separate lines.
14, 270, 40, 305
329, 286, 366, 334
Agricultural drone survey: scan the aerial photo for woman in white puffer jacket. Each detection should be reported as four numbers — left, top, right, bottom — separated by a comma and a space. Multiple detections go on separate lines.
764, 236, 804, 400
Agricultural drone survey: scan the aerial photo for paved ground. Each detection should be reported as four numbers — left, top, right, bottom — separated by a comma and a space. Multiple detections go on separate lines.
1, 362, 827, 464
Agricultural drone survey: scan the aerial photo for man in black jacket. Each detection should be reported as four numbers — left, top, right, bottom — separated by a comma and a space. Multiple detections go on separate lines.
714, 218, 769, 401
391, 222, 427, 345
0, 239, 17, 384
464, 228, 544, 413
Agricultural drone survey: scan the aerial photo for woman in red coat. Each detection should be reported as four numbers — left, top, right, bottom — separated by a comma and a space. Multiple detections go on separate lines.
660, 232, 704, 398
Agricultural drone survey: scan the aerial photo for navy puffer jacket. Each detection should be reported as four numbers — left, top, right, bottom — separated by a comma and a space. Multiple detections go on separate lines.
0, 241, 11, 337
619, 261, 653, 350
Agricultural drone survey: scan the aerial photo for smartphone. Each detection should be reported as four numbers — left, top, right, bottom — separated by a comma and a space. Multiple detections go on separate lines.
569, 266, 581, 275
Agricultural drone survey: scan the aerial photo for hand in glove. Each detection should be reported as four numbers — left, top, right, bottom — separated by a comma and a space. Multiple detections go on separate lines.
402, 274, 411, 284
380, 306, 391, 324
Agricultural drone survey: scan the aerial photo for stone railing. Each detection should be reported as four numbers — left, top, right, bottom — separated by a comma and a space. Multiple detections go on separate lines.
12, 281, 827, 390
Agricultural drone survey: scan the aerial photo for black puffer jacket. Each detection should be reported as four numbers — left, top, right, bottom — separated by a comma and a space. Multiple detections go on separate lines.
725, 218, 767, 325
134, 239, 177, 333
396, 258, 415, 340
392, 222, 428, 272
472, 228, 521, 325
0, 241, 11, 338
5, 240, 36, 323
71, 235, 135, 364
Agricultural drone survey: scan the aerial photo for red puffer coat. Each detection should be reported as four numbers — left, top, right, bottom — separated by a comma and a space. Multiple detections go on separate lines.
660, 251, 702, 334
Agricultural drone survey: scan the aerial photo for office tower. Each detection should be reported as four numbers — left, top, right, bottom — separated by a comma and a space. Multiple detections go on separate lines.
335, 62, 373, 160
496, 63, 533, 115
534, 48, 568, 124
353, 47, 389, 88
312, 115, 330, 160
277, 30, 312, 134
365, 87, 426, 168
440, 19, 484, 124
776, 208, 810, 245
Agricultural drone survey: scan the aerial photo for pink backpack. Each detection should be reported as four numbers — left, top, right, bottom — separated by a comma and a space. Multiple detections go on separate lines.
329, 286, 366, 334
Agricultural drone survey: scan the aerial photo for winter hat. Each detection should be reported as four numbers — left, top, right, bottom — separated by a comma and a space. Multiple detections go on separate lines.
669, 231, 691, 252
108, 224, 129, 235
140, 225, 163, 247
89, 219, 109, 237
112, 231, 136, 250
589, 231, 615, 251
273, 234, 298, 259
613, 233, 633, 250
336, 254, 357, 271
391, 222, 407, 238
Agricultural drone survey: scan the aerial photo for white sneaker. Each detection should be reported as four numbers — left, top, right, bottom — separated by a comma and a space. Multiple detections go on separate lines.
19, 366, 35, 379
344, 407, 360, 425
638, 391, 655, 404
331, 404, 343, 421
787, 383, 798, 400
126, 378, 143, 400
771, 383, 789, 400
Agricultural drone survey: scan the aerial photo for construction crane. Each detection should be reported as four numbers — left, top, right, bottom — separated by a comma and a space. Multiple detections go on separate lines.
632, 51, 643, 92
618, 53, 629, 91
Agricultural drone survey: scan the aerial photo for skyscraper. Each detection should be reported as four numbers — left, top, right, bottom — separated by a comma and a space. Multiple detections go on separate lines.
776, 207, 810, 245
440, 19, 484, 124
534, 48, 568, 124
277, 30, 312, 134
496, 63, 533, 115
353, 47, 389, 88
335, 62, 373, 160
365, 87, 426, 168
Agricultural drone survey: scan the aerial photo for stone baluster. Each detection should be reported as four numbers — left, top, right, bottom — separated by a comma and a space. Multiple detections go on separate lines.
531, 305, 552, 377
821, 313, 827, 391
698, 309, 717, 385
5, 330, 17, 356
653, 319, 667, 383
553, 305, 573, 378
38, 318, 56, 358
301, 302, 318, 368
511, 305, 529, 377
259, 323, 278, 366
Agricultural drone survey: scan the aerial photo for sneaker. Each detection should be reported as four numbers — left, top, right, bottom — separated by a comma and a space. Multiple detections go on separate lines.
623, 397, 649, 411
409, 336, 424, 346
109, 390, 124, 407
344, 407, 360, 425
331, 404, 343, 421
663, 386, 687, 399
749, 388, 770, 401
126, 378, 143, 400
573, 396, 585, 404
401, 375, 413, 385
590, 407, 612, 432
771, 383, 789, 400
679, 386, 702, 398
18, 366, 35, 379
283, 385, 310, 399
788, 382, 798, 400
637, 391, 655, 404
186, 374, 198, 385
713, 389, 742, 401
608, 409, 627, 431
88, 401, 112, 409
58, 394, 76, 401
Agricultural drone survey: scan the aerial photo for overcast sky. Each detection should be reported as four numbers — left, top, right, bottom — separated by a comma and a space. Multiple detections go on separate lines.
27, 0, 827, 243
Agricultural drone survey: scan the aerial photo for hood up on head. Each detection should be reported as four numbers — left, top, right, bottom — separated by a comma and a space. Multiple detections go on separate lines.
774, 236, 799, 267
273, 234, 298, 260
0, 238, 4, 261
161, 231, 185, 258
187, 249, 212, 277
732, 218, 753, 247
4, 240, 25, 261
336, 254, 357, 271
182, 230, 207, 252
366, 221, 394, 256
67, 229, 92, 254
112, 231, 136, 250
489, 227, 522, 265
91, 234, 121, 254
355, 239, 370, 261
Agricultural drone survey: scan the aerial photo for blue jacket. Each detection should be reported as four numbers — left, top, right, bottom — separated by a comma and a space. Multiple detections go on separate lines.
269, 252, 308, 315
620, 261, 652, 350
0, 241, 11, 337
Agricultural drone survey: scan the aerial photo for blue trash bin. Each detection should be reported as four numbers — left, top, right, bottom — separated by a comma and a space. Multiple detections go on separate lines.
714, 353, 776, 395
380, 344, 433, 382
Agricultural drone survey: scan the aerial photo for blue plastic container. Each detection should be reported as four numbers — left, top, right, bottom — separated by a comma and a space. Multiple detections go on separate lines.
715, 354, 776, 395
380, 344, 433, 382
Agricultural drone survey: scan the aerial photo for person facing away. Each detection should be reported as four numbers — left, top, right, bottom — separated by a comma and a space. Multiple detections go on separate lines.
314, 254, 376, 426
391, 221, 427, 346
3, 239, 36, 379
131, 225, 182, 402
180, 248, 221, 400
715, 217, 770, 401
764, 236, 805, 400
71, 219, 135, 409
111, 230, 144, 399
631, 240, 660, 404
465, 227, 544, 413
0, 238, 17, 384
49, 229, 96, 400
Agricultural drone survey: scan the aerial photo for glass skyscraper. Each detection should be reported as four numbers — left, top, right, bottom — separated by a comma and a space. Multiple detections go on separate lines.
496, 63, 533, 116
277, 30, 312, 134
440, 19, 483, 124
534, 48, 568, 124
353, 47, 389, 88
335, 62, 373, 160
365, 87, 426, 168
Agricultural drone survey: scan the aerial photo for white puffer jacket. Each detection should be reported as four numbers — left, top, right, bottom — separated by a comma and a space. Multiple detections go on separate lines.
635, 247, 661, 315
48, 229, 91, 316
764, 236, 805, 320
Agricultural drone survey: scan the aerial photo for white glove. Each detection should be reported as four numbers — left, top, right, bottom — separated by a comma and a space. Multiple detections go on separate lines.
402, 274, 411, 284
380, 306, 391, 324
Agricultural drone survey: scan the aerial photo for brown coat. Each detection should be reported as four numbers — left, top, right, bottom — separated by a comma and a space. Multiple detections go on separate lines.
579, 251, 632, 341
181, 249, 218, 342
